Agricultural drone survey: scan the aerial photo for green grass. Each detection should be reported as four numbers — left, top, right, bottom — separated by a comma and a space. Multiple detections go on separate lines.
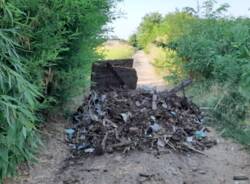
97, 40, 135, 60
186, 82, 250, 148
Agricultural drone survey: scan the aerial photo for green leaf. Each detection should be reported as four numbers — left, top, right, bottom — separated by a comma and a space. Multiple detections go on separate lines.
22, 127, 27, 138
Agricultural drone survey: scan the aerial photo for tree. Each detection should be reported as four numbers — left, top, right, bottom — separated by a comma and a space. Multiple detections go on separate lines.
183, 0, 230, 18
128, 33, 138, 48
136, 12, 163, 48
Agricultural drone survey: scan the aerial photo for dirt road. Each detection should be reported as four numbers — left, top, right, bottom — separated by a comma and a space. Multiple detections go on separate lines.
133, 51, 167, 91
6, 52, 250, 184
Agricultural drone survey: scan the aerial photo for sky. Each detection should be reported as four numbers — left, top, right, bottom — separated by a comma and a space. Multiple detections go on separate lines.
110, 0, 250, 39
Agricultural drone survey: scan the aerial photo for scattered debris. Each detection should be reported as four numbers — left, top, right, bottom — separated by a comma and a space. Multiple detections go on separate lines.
195, 129, 207, 140
84, 148, 95, 153
139, 173, 155, 178
66, 88, 216, 156
120, 112, 132, 122
233, 176, 249, 181
65, 128, 75, 140
152, 93, 158, 110
148, 123, 161, 134
186, 136, 193, 143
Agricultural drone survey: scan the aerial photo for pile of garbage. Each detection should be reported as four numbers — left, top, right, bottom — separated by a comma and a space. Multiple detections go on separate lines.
65, 89, 216, 156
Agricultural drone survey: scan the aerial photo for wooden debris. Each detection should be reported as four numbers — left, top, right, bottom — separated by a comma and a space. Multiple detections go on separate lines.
139, 173, 155, 178
66, 88, 216, 156
99, 59, 134, 68
152, 93, 158, 110
233, 176, 249, 181
162, 79, 192, 96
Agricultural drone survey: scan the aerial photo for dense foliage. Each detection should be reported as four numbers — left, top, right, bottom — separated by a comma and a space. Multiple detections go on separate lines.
136, 12, 163, 49
132, 0, 250, 146
129, 11, 195, 80
0, 0, 117, 181
0, 2, 40, 180
11, 0, 117, 103
131, 11, 195, 48
172, 18, 250, 144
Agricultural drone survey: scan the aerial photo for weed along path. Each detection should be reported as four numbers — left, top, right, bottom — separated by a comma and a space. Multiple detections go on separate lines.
6, 53, 250, 184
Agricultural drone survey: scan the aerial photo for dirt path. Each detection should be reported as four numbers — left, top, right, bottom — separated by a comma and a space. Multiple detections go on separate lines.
133, 51, 167, 91
6, 52, 250, 184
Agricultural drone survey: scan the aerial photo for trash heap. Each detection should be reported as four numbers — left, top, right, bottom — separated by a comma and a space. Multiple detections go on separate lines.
65, 89, 216, 156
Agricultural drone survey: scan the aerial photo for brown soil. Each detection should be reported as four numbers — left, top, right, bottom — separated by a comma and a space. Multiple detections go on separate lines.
5, 51, 250, 184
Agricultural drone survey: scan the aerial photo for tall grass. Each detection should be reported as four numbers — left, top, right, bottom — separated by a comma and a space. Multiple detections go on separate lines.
187, 82, 250, 147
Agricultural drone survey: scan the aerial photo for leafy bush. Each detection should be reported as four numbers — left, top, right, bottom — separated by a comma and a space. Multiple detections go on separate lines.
128, 34, 138, 48
0, 4, 40, 180
170, 18, 250, 145
8, 0, 118, 104
136, 12, 163, 49
135, 12, 195, 50
0, 0, 117, 181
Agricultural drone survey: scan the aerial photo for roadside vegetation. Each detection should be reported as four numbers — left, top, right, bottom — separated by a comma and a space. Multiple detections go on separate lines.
0, 0, 118, 182
97, 40, 135, 60
130, 0, 250, 147
1, 0, 250, 182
